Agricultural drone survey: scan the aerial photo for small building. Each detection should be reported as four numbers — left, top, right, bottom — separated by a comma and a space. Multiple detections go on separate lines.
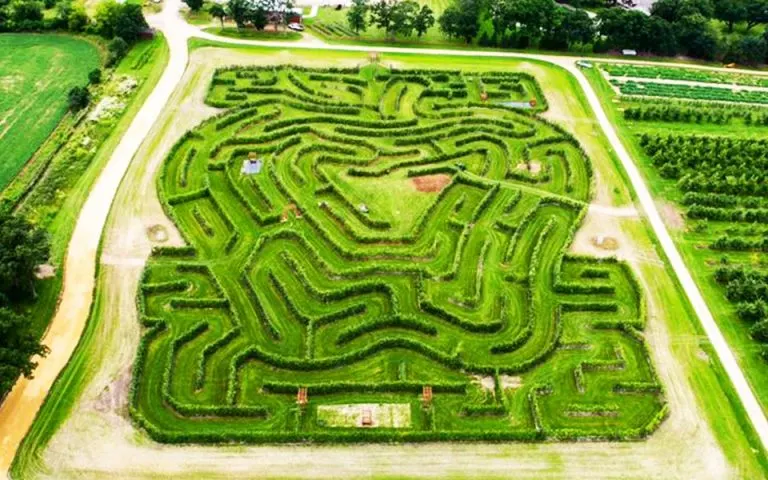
241, 158, 263, 175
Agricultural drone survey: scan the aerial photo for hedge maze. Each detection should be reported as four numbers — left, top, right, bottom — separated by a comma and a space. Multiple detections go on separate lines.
131, 65, 665, 443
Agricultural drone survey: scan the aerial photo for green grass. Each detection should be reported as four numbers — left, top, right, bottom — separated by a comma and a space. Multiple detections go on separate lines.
11, 47, 767, 478
584, 64, 768, 474
127, 64, 666, 443
600, 63, 768, 88
585, 65, 768, 416
610, 78, 768, 105
0, 34, 100, 191
203, 27, 303, 41
0, 34, 168, 339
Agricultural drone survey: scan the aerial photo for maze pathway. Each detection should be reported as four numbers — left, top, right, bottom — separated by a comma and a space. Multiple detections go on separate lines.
131, 66, 665, 443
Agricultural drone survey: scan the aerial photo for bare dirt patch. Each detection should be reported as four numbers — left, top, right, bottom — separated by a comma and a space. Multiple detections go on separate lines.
516, 161, 542, 175
411, 173, 450, 193
659, 201, 685, 231
499, 375, 522, 390
281, 203, 301, 222
592, 235, 619, 251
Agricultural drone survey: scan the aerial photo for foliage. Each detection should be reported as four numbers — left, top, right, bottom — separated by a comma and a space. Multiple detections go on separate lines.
439, 0, 479, 43
0, 308, 48, 399
107, 36, 129, 66
68, 86, 90, 112
185, 0, 204, 12
0, 212, 49, 303
88, 68, 102, 85
347, 0, 368, 34
209, 3, 226, 28
131, 66, 664, 443
612, 79, 768, 105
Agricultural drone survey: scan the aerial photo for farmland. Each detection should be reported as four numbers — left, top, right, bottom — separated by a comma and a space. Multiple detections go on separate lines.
0, 35, 100, 191
587, 63, 768, 415
601, 64, 768, 88
131, 65, 666, 442
609, 79, 768, 105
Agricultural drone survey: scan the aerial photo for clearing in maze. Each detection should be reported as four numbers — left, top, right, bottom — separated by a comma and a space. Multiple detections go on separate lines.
131, 65, 666, 443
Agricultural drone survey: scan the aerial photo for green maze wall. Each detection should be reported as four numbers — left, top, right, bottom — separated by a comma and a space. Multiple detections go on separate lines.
130, 65, 666, 443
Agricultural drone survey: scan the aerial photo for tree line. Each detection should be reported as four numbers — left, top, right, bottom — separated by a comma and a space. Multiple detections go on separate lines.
0, 212, 51, 400
344, 0, 768, 64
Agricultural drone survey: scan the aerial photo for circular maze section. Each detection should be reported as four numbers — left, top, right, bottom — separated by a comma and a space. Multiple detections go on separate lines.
132, 65, 666, 443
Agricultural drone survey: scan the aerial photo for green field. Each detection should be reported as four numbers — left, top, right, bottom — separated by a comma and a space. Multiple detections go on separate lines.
601, 63, 768, 88
610, 79, 768, 105
130, 64, 666, 443
587, 64, 768, 415
0, 34, 100, 191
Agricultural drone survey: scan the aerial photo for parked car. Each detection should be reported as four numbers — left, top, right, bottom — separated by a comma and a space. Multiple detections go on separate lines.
288, 23, 305, 32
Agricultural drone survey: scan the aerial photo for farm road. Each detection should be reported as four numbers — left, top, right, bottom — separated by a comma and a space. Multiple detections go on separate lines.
2, 0, 768, 475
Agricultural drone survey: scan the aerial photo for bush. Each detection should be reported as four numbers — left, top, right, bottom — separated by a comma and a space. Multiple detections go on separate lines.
68, 86, 90, 112
88, 68, 102, 85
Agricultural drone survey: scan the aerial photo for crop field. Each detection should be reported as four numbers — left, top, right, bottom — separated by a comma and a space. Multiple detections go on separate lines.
610, 79, 768, 105
601, 64, 768, 88
586, 63, 768, 413
128, 64, 666, 443
0, 34, 100, 192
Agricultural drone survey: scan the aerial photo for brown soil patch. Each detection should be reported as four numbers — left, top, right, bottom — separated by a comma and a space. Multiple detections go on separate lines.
516, 162, 542, 175
591, 235, 619, 250
659, 201, 685, 231
34, 264, 56, 279
147, 224, 169, 243
281, 203, 302, 222
412, 174, 450, 192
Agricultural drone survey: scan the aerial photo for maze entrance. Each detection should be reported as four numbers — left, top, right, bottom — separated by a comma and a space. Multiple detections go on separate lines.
132, 65, 666, 443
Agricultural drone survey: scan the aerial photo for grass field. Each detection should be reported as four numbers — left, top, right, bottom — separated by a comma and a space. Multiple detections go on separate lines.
11, 46, 768, 478
0, 34, 100, 192
0, 35, 168, 339
128, 64, 667, 442
587, 63, 768, 416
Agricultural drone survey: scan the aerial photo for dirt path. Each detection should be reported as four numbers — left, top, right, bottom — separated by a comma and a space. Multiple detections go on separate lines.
1, 0, 766, 475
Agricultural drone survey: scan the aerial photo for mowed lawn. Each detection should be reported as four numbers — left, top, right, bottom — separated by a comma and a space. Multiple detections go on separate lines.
0, 34, 100, 191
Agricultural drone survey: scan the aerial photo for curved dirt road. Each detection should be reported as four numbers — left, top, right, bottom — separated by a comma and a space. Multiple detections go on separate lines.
1, 1, 767, 474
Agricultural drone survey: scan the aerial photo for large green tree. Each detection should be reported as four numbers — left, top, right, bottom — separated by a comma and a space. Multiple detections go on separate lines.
370, 0, 397, 38
439, 0, 480, 43
392, 0, 419, 37
209, 3, 226, 27
745, 0, 768, 30
185, 0, 204, 12
347, 0, 368, 34
714, 0, 746, 32
0, 213, 49, 304
0, 308, 48, 398
412, 4, 435, 37
114, 3, 148, 43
